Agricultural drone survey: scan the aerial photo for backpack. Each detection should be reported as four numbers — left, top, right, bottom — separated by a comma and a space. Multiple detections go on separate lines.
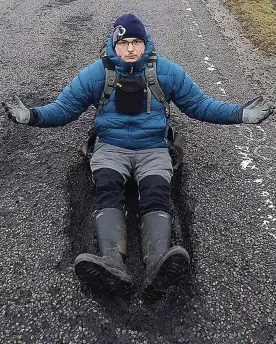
81, 50, 183, 170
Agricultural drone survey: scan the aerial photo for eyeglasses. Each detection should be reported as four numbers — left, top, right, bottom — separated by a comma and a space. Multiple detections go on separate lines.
116, 39, 144, 48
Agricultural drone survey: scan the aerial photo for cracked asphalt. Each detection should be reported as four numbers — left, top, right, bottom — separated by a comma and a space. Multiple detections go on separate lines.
0, 0, 275, 343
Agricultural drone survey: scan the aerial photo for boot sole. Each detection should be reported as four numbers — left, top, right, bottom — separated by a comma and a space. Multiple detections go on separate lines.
143, 247, 190, 297
74, 255, 133, 294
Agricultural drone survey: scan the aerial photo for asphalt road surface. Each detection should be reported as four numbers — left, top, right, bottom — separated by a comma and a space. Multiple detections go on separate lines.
0, 0, 275, 343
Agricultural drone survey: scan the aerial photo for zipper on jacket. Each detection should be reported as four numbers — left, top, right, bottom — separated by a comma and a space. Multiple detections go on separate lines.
130, 66, 134, 73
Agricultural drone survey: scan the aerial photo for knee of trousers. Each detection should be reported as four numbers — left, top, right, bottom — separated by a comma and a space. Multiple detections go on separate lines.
138, 175, 171, 216
93, 168, 125, 211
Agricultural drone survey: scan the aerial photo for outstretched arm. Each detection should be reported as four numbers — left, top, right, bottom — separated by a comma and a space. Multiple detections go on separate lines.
2, 59, 104, 128
171, 63, 273, 124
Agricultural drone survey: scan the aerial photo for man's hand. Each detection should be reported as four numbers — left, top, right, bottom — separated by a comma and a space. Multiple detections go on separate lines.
241, 96, 275, 124
2, 95, 31, 124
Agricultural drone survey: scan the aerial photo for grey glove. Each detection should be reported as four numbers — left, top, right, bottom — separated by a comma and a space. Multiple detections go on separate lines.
2, 95, 31, 124
241, 96, 274, 124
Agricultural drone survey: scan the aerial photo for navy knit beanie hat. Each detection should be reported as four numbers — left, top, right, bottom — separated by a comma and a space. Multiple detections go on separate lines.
112, 13, 147, 47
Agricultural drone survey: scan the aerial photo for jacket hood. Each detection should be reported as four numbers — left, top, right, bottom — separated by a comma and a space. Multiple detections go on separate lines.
105, 33, 155, 74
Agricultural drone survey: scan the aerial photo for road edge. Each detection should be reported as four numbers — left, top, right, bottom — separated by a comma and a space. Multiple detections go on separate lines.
203, 0, 276, 104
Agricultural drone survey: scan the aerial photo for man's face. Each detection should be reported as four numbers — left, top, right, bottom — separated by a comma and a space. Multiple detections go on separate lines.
115, 38, 145, 62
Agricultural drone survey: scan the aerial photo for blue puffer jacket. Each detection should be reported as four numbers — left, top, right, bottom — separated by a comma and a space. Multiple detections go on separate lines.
35, 35, 241, 150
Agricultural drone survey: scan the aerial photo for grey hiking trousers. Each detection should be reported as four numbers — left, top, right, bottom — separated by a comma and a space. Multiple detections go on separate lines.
90, 142, 173, 183
90, 142, 173, 215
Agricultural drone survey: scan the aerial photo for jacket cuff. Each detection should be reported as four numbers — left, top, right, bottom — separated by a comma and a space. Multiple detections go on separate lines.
28, 108, 41, 126
237, 106, 243, 123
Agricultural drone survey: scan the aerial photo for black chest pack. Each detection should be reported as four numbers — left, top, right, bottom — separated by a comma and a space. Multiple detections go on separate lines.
96, 52, 171, 117
81, 52, 183, 170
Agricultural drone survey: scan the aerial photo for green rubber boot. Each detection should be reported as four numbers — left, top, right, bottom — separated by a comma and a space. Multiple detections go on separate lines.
74, 208, 133, 293
141, 211, 190, 297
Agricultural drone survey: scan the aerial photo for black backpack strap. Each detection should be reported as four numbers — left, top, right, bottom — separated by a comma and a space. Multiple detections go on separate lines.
79, 125, 97, 160
96, 56, 117, 115
145, 52, 170, 117
145, 53, 183, 169
168, 126, 184, 170
81, 56, 116, 159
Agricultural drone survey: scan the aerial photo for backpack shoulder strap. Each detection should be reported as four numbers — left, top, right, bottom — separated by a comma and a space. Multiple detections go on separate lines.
96, 56, 117, 115
145, 52, 170, 117
145, 53, 184, 170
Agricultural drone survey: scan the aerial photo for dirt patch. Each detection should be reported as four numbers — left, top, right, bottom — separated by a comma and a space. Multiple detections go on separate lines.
227, 0, 276, 54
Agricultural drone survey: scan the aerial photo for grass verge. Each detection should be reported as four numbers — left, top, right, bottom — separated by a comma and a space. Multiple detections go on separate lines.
227, 0, 276, 55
